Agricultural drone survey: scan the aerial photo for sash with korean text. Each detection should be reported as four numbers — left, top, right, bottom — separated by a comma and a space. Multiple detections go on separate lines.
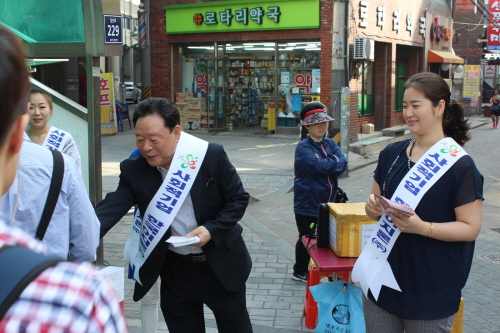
126, 132, 208, 284
351, 137, 468, 300
42, 126, 70, 152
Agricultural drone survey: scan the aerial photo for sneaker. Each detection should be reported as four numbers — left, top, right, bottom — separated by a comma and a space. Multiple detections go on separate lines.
292, 272, 308, 283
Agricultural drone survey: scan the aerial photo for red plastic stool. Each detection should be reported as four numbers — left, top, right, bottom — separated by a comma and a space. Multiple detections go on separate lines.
303, 261, 349, 329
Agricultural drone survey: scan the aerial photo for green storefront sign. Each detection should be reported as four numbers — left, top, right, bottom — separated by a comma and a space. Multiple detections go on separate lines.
164, 0, 319, 34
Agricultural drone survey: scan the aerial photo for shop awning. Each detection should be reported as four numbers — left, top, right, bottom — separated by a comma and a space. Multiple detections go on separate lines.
26, 59, 69, 67
428, 50, 464, 64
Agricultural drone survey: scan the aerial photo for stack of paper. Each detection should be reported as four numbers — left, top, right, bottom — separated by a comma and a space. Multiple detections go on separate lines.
166, 236, 200, 247
374, 193, 415, 217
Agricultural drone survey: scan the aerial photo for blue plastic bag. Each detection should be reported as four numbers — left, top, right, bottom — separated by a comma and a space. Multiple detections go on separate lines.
310, 280, 366, 333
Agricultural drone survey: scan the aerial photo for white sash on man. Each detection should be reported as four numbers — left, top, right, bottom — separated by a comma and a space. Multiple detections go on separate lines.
352, 137, 468, 300
124, 132, 208, 284
42, 126, 70, 151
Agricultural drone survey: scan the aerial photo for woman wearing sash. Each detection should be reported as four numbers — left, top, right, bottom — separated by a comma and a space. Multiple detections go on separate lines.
363, 72, 483, 332
27, 89, 82, 170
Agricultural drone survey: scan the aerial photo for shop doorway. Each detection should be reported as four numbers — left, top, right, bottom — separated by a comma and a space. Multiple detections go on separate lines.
180, 41, 321, 134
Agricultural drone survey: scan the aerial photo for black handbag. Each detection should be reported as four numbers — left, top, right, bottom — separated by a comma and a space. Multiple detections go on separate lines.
335, 186, 348, 203
333, 176, 348, 203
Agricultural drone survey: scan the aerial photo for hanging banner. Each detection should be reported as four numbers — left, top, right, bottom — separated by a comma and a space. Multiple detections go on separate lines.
463, 65, 481, 108
311, 69, 321, 93
488, 1, 500, 51
455, 0, 476, 14
100, 73, 117, 135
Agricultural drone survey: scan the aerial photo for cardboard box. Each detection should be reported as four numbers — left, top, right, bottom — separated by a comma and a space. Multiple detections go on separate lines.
200, 119, 214, 125
187, 98, 206, 110
361, 121, 374, 134
183, 119, 200, 131
328, 203, 378, 257
180, 114, 188, 121
175, 93, 193, 103
187, 109, 201, 119
177, 103, 189, 113
200, 124, 214, 129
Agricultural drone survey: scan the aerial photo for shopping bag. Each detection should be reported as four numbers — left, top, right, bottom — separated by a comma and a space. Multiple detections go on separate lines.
310, 280, 365, 333
98, 266, 125, 313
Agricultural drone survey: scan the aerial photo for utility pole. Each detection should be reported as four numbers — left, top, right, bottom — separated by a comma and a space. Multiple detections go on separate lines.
138, 1, 151, 100
331, 0, 350, 177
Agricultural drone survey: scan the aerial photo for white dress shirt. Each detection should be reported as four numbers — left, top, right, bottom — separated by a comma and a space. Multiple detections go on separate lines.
157, 166, 202, 254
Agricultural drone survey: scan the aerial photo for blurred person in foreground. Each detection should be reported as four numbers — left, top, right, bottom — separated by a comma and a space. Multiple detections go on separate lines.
355, 72, 483, 333
0, 25, 127, 332
292, 101, 347, 282
1, 135, 100, 262
96, 97, 253, 333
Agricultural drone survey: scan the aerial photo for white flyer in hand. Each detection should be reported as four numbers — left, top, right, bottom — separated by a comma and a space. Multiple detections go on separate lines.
166, 236, 200, 247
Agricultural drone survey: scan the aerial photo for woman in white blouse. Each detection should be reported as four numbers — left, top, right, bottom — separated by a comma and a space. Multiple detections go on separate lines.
26, 89, 81, 170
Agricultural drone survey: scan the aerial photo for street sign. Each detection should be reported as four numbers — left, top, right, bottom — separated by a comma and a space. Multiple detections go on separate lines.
104, 14, 123, 45
485, 65, 496, 76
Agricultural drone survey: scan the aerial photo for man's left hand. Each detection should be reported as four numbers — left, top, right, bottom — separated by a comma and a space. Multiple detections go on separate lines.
186, 226, 212, 246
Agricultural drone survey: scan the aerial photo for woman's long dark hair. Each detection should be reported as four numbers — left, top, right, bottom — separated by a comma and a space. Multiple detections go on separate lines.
0, 26, 30, 147
403, 72, 470, 146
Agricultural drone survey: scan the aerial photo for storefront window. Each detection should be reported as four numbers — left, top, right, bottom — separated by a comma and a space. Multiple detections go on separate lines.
358, 61, 374, 116
395, 47, 410, 112
180, 41, 321, 133
278, 42, 321, 129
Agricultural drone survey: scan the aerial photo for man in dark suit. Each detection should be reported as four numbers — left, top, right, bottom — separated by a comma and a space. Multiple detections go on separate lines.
96, 98, 253, 333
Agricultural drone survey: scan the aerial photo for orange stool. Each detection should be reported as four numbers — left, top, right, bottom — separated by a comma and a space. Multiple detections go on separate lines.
451, 298, 464, 333
303, 260, 349, 329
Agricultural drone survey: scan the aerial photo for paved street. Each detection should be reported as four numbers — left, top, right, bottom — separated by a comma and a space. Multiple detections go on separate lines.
99, 113, 500, 332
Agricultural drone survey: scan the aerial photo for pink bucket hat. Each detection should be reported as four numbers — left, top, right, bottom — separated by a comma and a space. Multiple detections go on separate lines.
301, 109, 335, 126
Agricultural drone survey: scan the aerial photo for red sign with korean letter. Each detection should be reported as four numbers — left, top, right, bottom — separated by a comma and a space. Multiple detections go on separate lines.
488, 1, 500, 51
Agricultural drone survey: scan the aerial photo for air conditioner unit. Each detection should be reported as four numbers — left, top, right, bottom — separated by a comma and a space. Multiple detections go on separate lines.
354, 37, 374, 60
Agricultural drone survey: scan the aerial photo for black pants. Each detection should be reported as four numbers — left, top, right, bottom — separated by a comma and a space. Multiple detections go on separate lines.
160, 250, 253, 333
293, 214, 317, 275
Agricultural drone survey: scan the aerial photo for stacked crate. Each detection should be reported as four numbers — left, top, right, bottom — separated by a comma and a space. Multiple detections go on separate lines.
200, 112, 215, 131
176, 93, 193, 130
185, 97, 206, 131
175, 92, 193, 104
177, 103, 189, 130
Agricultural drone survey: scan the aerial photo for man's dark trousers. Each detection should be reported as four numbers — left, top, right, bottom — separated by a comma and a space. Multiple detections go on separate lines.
160, 250, 253, 333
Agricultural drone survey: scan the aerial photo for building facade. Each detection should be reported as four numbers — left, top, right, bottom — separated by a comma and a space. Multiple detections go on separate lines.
149, 0, 456, 140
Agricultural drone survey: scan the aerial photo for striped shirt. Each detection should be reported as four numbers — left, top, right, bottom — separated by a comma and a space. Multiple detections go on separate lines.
0, 220, 128, 333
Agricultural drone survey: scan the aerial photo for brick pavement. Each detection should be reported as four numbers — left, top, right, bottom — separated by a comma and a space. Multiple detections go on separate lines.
101, 115, 498, 332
